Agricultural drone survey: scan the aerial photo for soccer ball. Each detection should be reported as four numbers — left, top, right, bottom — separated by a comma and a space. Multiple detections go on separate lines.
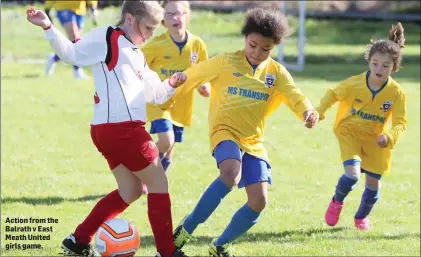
95, 218, 140, 257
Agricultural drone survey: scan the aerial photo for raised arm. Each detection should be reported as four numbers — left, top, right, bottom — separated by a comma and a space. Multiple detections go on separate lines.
44, 25, 107, 66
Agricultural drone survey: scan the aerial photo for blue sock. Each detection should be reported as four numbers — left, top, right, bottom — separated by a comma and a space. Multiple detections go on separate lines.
215, 204, 260, 246
183, 177, 231, 234
53, 54, 60, 62
161, 158, 171, 172
73, 65, 80, 71
355, 186, 380, 219
333, 173, 359, 202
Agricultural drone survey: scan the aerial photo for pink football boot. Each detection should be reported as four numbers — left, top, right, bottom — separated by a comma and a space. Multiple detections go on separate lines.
325, 198, 343, 226
354, 217, 370, 230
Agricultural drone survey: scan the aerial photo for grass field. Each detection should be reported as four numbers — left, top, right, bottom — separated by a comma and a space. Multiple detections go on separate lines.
1, 5, 420, 257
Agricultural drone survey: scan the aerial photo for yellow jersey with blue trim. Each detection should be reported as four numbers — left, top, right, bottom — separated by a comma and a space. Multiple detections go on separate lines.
160, 49, 313, 160
317, 71, 407, 149
48, 1, 98, 15
142, 31, 208, 127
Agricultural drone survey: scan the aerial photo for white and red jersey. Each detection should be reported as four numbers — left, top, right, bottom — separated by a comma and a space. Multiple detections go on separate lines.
44, 25, 176, 125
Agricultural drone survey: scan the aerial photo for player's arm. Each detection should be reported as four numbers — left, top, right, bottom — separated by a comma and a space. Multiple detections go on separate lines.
158, 54, 223, 109
44, 26, 107, 66
276, 67, 316, 121
143, 61, 178, 104
316, 80, 349, 120
196, 41, 211, 97
384, 90, 407, 149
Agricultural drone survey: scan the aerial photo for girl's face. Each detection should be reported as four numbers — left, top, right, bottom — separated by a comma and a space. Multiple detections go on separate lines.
163, 2, 188, 35
368, 52, 394, 85
126, 14, 160, 45
244, 33, 276, 65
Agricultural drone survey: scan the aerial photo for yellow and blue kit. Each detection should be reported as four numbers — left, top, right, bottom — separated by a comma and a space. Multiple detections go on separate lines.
317, 71, 407, 175
46, 1, 98, 29
160, 49, 314, 162
142, 31, 208, 142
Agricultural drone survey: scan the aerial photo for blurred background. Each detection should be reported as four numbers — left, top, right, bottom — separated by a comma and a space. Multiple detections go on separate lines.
1, 1, 420, 256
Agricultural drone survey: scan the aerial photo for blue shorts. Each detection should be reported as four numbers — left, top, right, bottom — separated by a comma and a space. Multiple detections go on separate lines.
343, 159, 382, 180
213, 140, 272, 188
149, 119, 184, 143
56, 10, 85, 29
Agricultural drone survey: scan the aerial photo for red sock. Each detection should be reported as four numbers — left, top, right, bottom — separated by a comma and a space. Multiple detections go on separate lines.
74, 190, 129, 244
148, 193, 176, 257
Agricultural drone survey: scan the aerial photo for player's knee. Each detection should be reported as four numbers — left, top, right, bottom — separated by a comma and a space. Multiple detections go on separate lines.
218, 159, 241, 188
157, 137, 174, 153
344, 165, 361, 180
219, 167, 241, 188
118, 186, 142, 204
366, 176, 381, 190
247, 195, 267, 212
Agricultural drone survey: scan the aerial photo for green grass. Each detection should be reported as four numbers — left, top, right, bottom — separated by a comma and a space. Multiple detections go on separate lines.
1, 5, 420, 257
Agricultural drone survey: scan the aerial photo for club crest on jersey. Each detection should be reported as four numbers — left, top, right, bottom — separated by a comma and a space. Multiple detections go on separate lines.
381, 100, 393, 112
190, 52, 198, 64
265, 74, 275, 88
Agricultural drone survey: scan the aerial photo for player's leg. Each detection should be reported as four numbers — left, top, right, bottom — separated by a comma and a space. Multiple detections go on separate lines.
173, 140, 241, 249
123, 124, 185, 257
325, 131, 362, 226
61, 125, 142, 256
45, 9, 76, 76
354, 170, 381, 230
62, 167, 143, 255
150, 119, 175, 172
161, 124, 184, 172
209, 154, 270, 257
72, 14, 89, 80
354, 144, 389, 230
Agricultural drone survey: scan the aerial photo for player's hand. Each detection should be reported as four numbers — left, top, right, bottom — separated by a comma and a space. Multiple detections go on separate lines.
376, 134, 388, 148
26, 7, 51, 29
303, 109, 319, 128
197, 84, 210, 97
169, 72, 187, 88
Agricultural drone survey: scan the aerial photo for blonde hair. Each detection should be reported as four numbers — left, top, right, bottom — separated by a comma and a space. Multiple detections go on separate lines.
364, 22, 405, 72
161, 1, 191, 25
161, 0, 190, 12
116, 1, 164, 26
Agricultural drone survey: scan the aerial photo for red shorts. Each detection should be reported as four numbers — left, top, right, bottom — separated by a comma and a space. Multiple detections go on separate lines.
90, 121, 159, 171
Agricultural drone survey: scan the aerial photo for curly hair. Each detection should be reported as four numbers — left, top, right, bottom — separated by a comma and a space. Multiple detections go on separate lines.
241, 7, 292, 44
364, 22, 406, 72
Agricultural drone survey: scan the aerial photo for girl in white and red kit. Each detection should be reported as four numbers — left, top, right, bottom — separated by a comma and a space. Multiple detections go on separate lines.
26, 1, 188, 257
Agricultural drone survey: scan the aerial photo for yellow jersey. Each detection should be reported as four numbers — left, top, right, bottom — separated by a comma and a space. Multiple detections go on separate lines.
317, 71, 407, 149
46, 1, 98, 15
142, 31, 208, 127
160, 50, 313, 160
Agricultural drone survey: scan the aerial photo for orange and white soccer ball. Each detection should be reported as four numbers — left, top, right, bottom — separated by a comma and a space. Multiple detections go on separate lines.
95, 218, 140, 257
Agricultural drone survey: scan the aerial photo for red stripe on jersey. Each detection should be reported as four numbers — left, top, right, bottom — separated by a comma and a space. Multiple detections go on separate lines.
107, 29, 124, 71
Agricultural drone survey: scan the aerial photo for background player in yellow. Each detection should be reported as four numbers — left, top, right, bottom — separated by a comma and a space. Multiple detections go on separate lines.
142, 0, 210, 174
319, 23, 407, 231
44, 1, 99, 80
167, 8, 319, 256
